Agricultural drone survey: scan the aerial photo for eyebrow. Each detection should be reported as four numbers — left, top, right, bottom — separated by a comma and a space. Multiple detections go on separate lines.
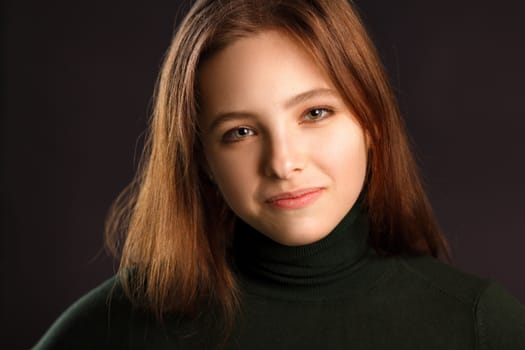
283, 87, 337, 109
206, 87, 337, 132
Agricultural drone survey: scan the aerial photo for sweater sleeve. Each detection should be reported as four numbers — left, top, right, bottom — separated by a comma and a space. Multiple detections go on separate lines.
476, 282, 525, 350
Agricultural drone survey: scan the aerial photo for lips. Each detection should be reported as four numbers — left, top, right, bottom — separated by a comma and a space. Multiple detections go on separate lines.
266, 187, 324, 209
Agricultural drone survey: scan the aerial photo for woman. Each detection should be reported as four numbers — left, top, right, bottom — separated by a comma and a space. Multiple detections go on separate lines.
35, 0, 525, 349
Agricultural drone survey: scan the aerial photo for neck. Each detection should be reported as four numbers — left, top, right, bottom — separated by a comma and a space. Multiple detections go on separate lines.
232, 198, 372, 300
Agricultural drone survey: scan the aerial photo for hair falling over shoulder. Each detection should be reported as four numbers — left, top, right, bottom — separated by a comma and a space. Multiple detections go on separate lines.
105, 0, 450, 329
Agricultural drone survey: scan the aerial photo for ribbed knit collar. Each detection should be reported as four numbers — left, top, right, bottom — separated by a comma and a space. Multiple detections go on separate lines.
232, 196, 372, 300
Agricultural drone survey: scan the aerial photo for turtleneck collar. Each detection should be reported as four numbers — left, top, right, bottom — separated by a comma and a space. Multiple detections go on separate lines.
232, 196, 372, 300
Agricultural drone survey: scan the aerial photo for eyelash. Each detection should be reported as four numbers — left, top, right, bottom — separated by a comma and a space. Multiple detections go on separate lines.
222, 126, 256, 142
301, 107, 333, 123
221, 107, 334, 143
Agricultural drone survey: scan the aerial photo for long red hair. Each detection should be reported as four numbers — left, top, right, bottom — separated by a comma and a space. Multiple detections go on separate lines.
106, 0, 449, 325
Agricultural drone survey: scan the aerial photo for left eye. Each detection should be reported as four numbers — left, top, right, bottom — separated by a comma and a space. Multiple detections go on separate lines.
303, 108, 332, 122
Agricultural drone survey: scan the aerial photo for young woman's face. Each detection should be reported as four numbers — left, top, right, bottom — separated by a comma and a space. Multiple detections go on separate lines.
198, 31, 368, 246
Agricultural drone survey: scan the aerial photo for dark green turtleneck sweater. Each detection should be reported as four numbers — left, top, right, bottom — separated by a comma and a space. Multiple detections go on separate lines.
35, 204, 525, 349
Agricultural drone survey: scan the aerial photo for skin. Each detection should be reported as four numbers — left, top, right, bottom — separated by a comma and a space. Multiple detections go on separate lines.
198, 30, 368, 246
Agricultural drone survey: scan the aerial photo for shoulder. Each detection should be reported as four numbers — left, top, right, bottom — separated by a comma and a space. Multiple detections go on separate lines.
33, 276, 137, 350
476, 282, 525, 349
34, 275, 225, 349
394, 255, 525, 349
396, 255, 489, 304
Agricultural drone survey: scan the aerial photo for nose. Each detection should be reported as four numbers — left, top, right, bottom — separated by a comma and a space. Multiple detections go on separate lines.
262, 131, 307, 179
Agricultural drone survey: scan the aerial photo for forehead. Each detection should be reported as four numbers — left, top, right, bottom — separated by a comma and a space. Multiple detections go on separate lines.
197, 30, 335, 117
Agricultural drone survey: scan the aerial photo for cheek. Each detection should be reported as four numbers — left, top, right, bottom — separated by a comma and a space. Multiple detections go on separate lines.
205, 147, 260, 210
314, 122, 368, 176
331, 134, 367, 214
312, 121, 368, 207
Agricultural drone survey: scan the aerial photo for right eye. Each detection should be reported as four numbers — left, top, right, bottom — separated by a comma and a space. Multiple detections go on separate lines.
222, 126, 255, 142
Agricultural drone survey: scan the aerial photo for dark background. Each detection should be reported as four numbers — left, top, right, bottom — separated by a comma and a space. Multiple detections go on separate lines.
3, 0, 524, 348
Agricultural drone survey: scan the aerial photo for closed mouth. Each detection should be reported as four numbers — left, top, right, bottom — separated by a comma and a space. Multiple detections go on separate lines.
266, 187, 324, 209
